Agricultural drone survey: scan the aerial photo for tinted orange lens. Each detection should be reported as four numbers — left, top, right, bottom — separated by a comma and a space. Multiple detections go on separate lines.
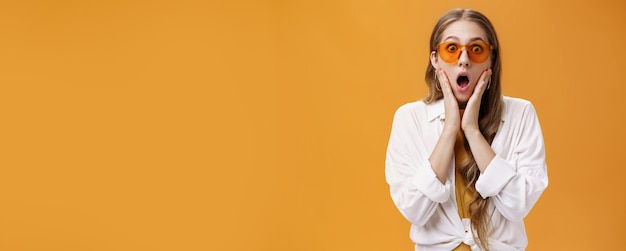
437, 41, 492, 64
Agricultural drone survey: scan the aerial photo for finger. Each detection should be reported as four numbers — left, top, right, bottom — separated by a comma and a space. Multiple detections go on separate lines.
437, 69, 454, 98
478, 69, 491, 89
472, 69, 492, 100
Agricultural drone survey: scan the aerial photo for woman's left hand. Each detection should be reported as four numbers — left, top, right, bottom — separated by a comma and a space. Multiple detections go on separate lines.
461, 69, 492, 133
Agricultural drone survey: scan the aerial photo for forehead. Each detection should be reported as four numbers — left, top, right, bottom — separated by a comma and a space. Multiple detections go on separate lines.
440, 20, 488, 43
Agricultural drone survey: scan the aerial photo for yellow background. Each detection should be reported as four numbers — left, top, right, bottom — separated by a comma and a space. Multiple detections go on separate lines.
1, 0, 624, 250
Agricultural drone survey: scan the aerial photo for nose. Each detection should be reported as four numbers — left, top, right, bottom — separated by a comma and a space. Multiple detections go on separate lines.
458, 49, 471, 67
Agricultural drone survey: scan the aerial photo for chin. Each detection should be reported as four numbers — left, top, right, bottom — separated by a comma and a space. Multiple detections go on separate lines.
454, 95, 471, 104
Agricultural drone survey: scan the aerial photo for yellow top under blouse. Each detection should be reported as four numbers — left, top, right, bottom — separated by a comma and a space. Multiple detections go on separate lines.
452, 130, 474, 251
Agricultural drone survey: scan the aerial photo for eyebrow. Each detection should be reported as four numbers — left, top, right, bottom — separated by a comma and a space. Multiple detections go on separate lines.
442, 36, 487, 43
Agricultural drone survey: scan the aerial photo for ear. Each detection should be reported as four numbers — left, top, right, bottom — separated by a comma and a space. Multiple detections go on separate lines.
430, 51, 440, 70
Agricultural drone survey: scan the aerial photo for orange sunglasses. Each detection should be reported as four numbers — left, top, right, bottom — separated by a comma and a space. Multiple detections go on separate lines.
436, 41, 493, 64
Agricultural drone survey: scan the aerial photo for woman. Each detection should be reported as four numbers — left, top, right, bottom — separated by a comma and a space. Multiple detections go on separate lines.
385, 9, 548, 250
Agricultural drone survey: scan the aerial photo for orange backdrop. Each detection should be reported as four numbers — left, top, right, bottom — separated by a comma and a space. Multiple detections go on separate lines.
1, 0, 625, 250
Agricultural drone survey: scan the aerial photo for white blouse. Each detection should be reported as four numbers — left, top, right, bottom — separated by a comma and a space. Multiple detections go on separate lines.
385, 96, 548, 251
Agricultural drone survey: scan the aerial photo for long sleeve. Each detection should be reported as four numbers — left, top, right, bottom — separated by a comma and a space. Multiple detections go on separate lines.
385, 103, 451, 227
475, 101, 548, 222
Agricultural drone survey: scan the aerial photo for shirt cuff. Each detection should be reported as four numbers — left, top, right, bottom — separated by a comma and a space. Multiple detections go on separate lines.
411, 163, 450, 203
475, 156, 516, 198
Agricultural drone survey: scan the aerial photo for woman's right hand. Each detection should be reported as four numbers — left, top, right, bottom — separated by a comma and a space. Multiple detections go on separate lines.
436, 69, 460, 134
429, 69, 461, 183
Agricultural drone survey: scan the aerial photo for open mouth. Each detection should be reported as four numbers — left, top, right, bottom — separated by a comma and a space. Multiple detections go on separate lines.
456, 75, 469, 87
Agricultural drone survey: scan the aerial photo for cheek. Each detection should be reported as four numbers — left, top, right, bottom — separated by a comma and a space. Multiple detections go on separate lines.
472, 64, 491, 83
440, 66, 456, 79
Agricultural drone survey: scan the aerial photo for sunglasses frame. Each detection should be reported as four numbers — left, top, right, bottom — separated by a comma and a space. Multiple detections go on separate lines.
436, 41, 494, 64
